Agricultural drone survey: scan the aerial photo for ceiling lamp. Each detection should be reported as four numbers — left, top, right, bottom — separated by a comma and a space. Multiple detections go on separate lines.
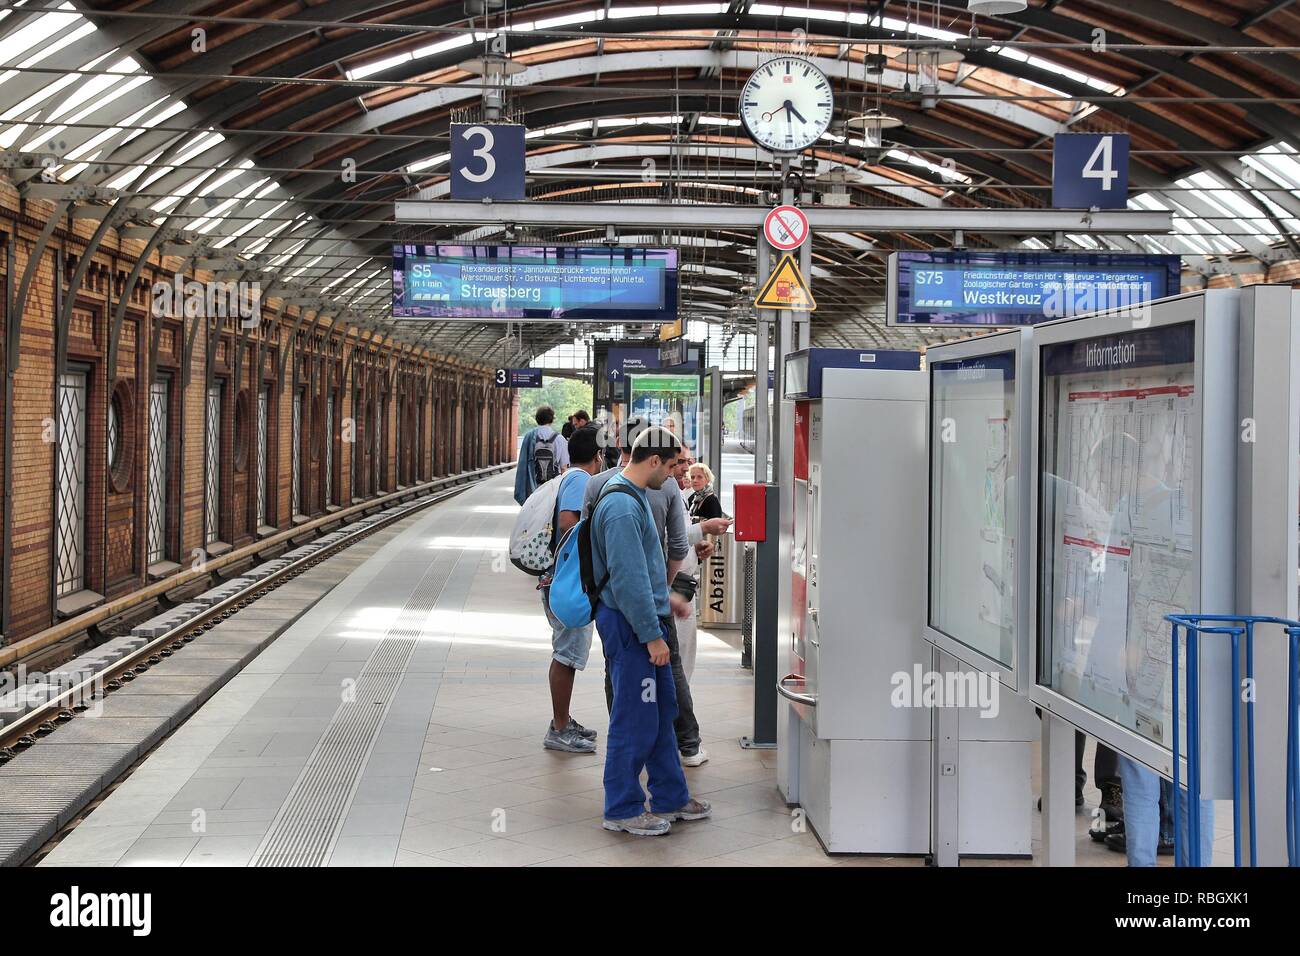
457, 52, 525, 78
457, 51, 523, 121
967, 0, 1028, 14
844, 108, 904, 149
900, 46, 962, 110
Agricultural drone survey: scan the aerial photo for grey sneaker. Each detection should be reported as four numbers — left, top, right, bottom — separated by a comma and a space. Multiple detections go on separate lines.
543, 724, 596, 753
602, 812, 671, 836
566, 716, 598, 740
656, 797, 712, 822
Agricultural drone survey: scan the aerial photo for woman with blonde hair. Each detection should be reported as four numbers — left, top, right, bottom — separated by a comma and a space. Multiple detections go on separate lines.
686, 463, 724, 522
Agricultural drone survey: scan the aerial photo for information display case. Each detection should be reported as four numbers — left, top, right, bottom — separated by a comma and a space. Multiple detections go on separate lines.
925, 329, 1032, 691
627, 373, 701, 452
1030, 290, 1239, 791
697, 368, 722, 479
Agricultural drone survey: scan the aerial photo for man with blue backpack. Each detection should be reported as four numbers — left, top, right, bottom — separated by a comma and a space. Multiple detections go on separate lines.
584, 426, 711, 836
513, 405, 568, 505
540, 424, 605, 755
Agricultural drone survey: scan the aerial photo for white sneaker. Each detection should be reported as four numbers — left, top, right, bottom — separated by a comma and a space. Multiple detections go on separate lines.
680, 748, 709, 767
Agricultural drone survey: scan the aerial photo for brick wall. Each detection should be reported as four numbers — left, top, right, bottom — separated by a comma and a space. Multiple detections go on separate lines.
0, 185, 501, 644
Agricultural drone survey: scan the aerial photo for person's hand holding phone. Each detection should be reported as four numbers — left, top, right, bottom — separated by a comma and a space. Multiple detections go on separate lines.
700, 517, 732, 536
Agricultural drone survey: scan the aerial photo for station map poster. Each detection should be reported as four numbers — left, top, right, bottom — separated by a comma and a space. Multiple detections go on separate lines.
392, 245, 679, 322
929, 352, 1016, 668
888, 251, 1181, 327
1038, 322, 1196, 748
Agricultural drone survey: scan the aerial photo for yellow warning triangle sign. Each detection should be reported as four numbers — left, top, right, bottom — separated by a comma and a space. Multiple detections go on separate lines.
754, 253, 816, 311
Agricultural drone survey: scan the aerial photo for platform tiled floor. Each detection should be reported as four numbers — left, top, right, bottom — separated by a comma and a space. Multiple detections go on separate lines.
40, 473, 1232, 867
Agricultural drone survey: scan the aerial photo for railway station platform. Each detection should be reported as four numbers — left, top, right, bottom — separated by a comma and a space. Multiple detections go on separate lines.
31, 472, 1149, 869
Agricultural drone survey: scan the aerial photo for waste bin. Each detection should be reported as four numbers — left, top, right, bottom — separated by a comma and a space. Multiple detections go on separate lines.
699, 533, 744, 629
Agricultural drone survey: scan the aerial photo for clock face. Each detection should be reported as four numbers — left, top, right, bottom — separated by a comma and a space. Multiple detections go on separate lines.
739, 57, 835, 154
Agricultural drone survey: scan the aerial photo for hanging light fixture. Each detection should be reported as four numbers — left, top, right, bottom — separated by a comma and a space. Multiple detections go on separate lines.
458, 1, 523, 121
967, 0, 1028, 14
844, 108, 903, 150
845, 25, 902, 156
901, 46, 962, 110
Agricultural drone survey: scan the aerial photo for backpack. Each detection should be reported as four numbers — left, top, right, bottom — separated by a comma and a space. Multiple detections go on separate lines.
547, 482, 645, 629
508, 472, 567, 575
533, 432, 560, 485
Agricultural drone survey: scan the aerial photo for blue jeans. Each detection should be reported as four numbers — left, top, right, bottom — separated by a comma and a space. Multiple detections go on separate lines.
1117, 755, 1214, 866
594, 603, 690, 820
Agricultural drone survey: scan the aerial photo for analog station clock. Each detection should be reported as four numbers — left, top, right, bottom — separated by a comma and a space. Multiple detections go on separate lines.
739, 56, 835, 154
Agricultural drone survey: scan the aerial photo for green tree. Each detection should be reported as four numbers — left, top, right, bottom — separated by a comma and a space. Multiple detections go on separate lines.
517, 377, 594, 437
722, 398, 741, 433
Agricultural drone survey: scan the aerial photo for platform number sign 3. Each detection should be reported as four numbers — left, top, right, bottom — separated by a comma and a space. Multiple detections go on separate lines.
450, 123, 526, 201
1052, 133, 1129, 209
495, 368, 508, 386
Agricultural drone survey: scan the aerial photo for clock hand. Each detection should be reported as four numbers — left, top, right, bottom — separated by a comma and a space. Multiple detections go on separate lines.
785, 100, 808, 124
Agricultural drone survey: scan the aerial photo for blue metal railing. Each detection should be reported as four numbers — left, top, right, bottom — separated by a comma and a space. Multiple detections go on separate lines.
1165, 614, 1300, 867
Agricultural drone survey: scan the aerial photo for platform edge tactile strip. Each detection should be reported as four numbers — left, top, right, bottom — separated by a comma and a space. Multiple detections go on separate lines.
249, 515, 486, 868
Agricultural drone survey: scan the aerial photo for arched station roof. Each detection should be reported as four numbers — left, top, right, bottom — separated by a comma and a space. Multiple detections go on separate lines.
1, 0, 1296, 360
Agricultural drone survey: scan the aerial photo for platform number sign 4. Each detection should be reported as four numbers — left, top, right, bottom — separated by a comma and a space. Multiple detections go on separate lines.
1052, 133, 1129, 209
450, 123, 526, 201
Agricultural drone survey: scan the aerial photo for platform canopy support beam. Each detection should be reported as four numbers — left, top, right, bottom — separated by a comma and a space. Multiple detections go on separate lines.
395, 202, 1173, 236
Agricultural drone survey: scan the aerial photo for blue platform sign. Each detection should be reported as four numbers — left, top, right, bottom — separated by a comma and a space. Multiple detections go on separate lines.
607, 347, 660, 382
495, 368, 543, 388
1053, 133, 1129, 209
450, 123, 526, 201
888, 251, 1180, 327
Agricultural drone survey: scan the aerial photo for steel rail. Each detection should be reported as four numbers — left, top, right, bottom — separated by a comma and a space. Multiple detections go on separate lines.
0, 462, 509, 671
0, 462, 512, 753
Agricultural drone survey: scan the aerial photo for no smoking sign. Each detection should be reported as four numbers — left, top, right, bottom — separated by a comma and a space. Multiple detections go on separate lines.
763, 204, 809, 251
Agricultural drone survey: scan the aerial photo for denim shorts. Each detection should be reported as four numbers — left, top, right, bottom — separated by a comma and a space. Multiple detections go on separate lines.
541, 586, 594, 670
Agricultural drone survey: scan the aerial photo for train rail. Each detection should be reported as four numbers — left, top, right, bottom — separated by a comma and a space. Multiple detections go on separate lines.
0, 464, 511, 758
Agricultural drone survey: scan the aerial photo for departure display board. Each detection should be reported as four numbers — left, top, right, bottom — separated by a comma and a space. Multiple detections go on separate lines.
1037, 322, 1197, 748
392, 245, 678, 322
929, 351, 1017, 669
888, 251, 1181, 327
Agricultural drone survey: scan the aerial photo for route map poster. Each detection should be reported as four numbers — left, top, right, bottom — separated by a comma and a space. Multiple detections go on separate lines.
1038, 323, 1197, 747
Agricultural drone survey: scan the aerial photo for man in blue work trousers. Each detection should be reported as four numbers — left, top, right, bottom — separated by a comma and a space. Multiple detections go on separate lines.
588, 425, 711, 836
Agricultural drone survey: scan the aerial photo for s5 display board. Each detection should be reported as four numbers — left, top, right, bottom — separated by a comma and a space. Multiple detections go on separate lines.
392, 245, 678, 322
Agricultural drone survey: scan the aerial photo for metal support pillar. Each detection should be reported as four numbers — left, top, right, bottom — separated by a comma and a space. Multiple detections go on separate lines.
754, 235, 771, 484
773, 167, 800, 803
930, 646, 961, 867
1041, 711, 1077, 867
740, 484, 780, 750
1235, 284, 1300, 865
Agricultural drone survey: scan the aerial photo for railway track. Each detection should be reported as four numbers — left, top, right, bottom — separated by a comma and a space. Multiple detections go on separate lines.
0, 464, 510, 759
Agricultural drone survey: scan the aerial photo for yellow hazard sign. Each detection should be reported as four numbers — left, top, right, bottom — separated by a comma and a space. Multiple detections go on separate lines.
754, 254, 816, 311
